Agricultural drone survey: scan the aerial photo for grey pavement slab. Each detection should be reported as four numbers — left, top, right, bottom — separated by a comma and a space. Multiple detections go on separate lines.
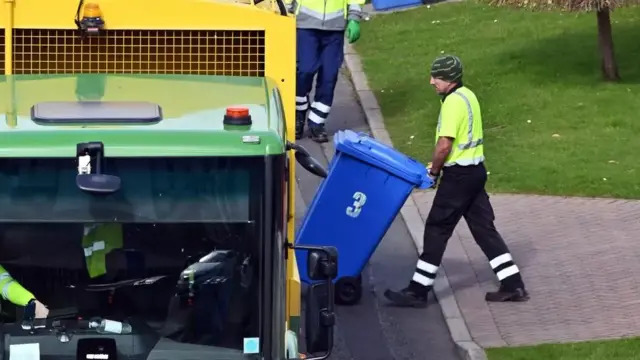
414, 191, 640, 347
295, 73, 459, 360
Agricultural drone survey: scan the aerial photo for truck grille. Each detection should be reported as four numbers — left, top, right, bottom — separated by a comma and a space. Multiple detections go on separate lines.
0, 30, 5, 74
11, 29, 265, 77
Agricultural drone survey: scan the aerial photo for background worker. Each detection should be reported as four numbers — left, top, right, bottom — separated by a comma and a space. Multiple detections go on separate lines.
0, 265, 49, 318
384, 55, 529, 307
290, 0, 365, 143
82, 223, 125, 280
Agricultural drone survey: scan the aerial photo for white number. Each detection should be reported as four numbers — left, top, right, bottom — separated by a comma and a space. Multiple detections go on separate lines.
346, 191, 367, 218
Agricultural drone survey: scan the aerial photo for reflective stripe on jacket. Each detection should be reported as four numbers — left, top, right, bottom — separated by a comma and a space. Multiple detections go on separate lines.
0, 265, 34, 306
288, 0, 364, 31
82, 224, 124, 279
436, 86, 485, 167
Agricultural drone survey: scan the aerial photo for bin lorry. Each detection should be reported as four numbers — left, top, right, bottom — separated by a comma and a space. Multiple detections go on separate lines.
0, 0, 338, 359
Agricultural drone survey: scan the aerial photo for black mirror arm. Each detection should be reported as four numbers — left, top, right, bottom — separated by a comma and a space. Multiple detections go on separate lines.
286, 141, 309, 156
286, 142, 328, 178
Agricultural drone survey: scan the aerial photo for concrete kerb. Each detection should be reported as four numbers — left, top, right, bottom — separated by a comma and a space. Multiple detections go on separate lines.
343, 42, 488, 360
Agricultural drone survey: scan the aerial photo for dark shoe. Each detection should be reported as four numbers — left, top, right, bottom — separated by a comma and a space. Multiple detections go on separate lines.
295, 111, 306, 140
485, 287, 529, 302
308, 124, 328, 143
383, 288, 429, 308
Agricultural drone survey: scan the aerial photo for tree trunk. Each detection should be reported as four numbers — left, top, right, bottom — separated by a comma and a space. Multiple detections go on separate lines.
596, 8, 620, 81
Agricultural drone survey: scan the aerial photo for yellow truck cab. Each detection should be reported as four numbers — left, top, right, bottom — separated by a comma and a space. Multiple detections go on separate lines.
0, 1, 338, 359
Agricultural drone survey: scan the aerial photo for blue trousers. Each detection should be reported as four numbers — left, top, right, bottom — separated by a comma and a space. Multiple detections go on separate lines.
296, 28, 345, 125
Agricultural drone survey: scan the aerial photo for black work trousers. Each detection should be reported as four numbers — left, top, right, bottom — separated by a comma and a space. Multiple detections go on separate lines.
409, 163, 525, 293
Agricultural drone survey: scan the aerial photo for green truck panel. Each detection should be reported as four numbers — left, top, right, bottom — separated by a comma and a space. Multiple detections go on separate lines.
0, 74, 286, 157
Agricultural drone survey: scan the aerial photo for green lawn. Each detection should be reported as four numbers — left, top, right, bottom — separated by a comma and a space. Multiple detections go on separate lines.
355, 2, 640, 199
486, 337, 640, 360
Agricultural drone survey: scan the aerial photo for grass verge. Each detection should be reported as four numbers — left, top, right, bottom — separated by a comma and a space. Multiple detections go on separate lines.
487, 337, 640, 360
355, 1, 640, 198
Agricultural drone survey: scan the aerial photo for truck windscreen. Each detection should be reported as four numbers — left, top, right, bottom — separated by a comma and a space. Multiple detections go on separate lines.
0, 157, 253, 222
0, 156, 264, 359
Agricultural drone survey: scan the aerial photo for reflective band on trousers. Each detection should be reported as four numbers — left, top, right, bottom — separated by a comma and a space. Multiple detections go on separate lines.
490, 253, 520, 281
437, 91, 483, 150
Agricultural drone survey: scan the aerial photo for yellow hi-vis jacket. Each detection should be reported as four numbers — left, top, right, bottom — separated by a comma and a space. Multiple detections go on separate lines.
0, 224, 124, 307
0, 265, 34, 306
82, 223, 124, 279
436, 86, 485, 167
287, 0, 365, 31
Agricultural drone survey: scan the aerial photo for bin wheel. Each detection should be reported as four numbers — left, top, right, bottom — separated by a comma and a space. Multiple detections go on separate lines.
335, 276, 362, 306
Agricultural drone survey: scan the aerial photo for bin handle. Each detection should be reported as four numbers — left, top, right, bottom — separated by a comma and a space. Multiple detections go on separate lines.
418, 176, 434, 190
356, 132, 373, 149
356, 132, 432, 187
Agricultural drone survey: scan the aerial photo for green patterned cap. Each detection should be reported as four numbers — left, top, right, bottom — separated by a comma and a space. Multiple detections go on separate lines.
430, 55, 463, 82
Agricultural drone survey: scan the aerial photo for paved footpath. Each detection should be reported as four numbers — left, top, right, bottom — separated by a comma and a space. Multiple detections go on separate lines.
295, 72, 460, 360
343, 40, 640, 358
413, 191, 640, 347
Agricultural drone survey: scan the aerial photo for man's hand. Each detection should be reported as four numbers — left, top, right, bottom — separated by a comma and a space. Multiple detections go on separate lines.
426, 163, 440, 189
347, 20, 361, 44
34, 300, 49, 319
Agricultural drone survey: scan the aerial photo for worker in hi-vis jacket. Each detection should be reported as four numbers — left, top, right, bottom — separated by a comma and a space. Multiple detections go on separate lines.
0, 265, 49, 318
288, 0, 365, 143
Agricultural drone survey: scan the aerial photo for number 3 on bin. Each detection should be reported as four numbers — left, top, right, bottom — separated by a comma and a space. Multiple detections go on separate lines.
346, 192, 367, 218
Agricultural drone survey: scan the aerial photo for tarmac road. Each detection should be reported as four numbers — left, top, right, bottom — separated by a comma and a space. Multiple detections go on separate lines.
293, 73, 460, 360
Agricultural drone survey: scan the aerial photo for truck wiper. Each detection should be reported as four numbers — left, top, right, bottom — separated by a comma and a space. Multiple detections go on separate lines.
82, 275, 168, 292
47, 307, 79, 320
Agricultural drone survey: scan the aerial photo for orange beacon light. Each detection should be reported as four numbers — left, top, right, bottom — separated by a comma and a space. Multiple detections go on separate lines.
79, 2, 105, 36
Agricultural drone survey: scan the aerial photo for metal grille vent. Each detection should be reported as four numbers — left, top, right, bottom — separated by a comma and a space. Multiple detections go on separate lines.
0, 30, 5, 74
12, 29, 265, 76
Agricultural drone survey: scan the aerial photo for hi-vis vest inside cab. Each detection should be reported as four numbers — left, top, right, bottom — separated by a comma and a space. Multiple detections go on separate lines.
82, 224, 124, 279
0, 265, 34, 306
288, 0, 365, 31
436, 86, 485, 167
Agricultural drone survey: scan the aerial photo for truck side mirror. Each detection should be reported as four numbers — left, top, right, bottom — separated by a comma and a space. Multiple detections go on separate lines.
307, 248, 338, 281
289, 244, 337, 360
286, 141, 328, 178
304, 283, 335, 357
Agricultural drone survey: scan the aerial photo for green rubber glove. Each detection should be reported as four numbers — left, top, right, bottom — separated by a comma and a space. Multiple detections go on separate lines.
347, 20, 361, 44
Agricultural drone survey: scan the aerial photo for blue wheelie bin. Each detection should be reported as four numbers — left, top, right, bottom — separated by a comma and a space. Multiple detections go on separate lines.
295, 129, 434, 306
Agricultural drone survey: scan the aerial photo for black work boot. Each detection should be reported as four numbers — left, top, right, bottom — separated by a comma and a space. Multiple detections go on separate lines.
485, 286, 529, 302
295, 111, 306, 140
383, 286, 430, 308
308, 122, 328, 143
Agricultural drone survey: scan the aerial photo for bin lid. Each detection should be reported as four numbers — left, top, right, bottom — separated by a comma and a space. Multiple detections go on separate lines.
334, 130, 433, 189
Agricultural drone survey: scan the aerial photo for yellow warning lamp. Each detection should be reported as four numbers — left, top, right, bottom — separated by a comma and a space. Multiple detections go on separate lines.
79, 2, 105, 36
